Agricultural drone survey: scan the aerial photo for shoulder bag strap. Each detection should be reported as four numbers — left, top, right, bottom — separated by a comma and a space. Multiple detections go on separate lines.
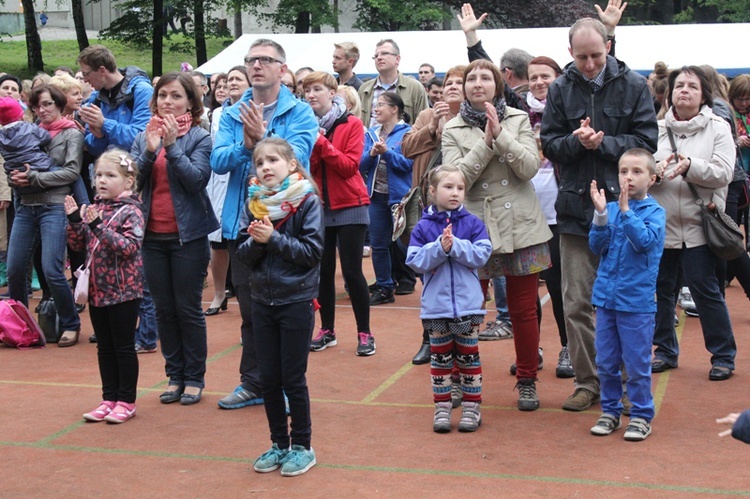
82, 204, 130, 271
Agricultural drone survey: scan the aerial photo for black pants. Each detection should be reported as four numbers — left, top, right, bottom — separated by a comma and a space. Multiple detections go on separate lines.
538, 225, 567, 346
228, 239, 262, 395
89, 300, 140, 403
253, 299, 314, 450
319, 224, 370, 333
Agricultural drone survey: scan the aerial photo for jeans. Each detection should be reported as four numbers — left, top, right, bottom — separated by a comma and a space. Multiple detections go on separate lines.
654, 245, 736, 369
142, 237, 210, 389
560, 233, 600, 394
89, 300, 140, 404
595, 308, 654, 421
253, 300, 314, 450
368, 192, 395, 290
492, 276, 510, 322
135, 281, 158, 349
7, 204, 79, 331
228, 239, 262, 395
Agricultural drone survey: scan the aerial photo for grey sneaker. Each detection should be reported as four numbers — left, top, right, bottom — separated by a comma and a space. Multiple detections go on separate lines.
624, 418, 652, 441
478, 319, 513, 340
457, 401, 481, 432
433, 401, 452, 433
450, 381, 463, 408
253, 443, 289, 473
590, 413, 622, 436
510, 348, 544, 375
310, 328, 337, 352
555, 346, 574, 378
515, 378, 540, 411
356, 332, 376, 356
218, 386, 264, 409
280, 445, 317, 476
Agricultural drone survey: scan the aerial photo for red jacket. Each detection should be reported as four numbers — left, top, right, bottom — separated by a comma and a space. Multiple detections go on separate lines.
310, 113, 369, 210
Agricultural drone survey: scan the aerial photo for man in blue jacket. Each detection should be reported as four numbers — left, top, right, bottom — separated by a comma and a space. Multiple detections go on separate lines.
541, 18, 657, 412
211, 38, 318, 410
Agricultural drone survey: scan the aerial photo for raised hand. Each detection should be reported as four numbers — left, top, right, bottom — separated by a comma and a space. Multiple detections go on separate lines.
596, 0, 627, 35
590, 180, 607, 213
145, 116, 163, 152
64, 195, 79, 216
457, 3, 487, 34
429, 102, 451, 136
81, 204, 100, 224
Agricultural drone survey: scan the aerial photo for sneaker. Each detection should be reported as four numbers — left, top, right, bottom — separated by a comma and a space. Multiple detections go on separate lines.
510, 348, 544, 375
478, 319, 513, 340
555, 346, 574, 378
356, 332, 376, 356
678, 286, 695, 309
515, 378, 540, 411
433, 401, 452, 433
310, 328, 337, 352
590, 413, 622, 436
623, 417, 652, 441
135, 343, 158, 354
362, 246, 371, 258
684, 307, 699, 317
369, 287, 395, 305
280, 445, 317, 476
450, 381, 463, 409
218, 386, 264, 409
562, 388, 599, 412
395, 283, 415, 295
83, 400, 116, 422
103, 401, 136, 424
253, 443, 289, 473
457, 401, 481, 432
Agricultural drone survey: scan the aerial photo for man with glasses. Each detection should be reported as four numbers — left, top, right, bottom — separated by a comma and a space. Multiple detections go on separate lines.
210, 38, 317, 411
358, 39, 428, 128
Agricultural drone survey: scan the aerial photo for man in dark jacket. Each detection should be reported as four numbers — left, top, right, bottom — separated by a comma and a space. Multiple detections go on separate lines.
540, 17, 657, 412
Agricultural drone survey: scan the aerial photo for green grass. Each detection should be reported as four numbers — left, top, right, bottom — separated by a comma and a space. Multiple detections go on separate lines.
0, 35, 234, 79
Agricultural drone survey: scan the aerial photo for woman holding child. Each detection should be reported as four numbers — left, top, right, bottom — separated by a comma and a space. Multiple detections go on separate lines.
442, 59, 551, 411
650, 66, 737, 381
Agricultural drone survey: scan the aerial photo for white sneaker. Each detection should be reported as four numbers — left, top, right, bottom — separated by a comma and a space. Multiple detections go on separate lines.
678, 286, 695, 310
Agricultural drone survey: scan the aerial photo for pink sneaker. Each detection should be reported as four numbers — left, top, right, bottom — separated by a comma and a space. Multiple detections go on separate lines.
83, 401, 116, 422
103, 401, 137, 424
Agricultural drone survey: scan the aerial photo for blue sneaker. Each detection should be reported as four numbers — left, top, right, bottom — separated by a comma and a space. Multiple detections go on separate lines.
280, 445, 316, 476
218, 385, 263, 409
253, 444, 289, 473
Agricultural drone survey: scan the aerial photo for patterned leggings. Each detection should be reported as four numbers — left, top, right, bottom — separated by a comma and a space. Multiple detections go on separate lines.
423, 315, 483, 403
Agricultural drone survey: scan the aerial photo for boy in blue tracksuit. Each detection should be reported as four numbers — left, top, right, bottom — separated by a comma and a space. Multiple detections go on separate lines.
406, 164, 491, 434
588, 148, 665, 442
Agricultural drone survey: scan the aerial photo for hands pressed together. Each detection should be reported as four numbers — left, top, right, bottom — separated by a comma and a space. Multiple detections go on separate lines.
441, 223, 453, 253
248, 215, 274, 244
483, 102, 502, 147
240, 101, 268, 151
574, 117, 604, 150
590, 178, 630, 214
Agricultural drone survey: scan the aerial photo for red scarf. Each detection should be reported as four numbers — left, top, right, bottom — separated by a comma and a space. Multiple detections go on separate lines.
39, 118, 77, 138
153, 112, 193, 137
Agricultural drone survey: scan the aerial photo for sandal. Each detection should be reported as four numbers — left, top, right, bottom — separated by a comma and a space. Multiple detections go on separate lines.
58, 329, 80, 348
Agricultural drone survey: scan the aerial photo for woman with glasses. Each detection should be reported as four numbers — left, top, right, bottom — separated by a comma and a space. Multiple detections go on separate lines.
359, 92, 413, 325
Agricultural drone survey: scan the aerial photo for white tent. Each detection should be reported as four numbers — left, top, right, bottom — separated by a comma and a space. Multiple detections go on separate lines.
197, 24, 750, 78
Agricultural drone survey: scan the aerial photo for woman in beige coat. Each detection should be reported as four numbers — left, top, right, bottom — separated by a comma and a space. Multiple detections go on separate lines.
650, 65, 737, 381
442, 59, 551, 411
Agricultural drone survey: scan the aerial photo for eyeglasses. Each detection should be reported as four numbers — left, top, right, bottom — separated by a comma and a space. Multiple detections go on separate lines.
244, 56, 283, 66
375, 102, 395, 108
500, 67, 511, 74
372, 51, 398, 60
81, 69, 94, 77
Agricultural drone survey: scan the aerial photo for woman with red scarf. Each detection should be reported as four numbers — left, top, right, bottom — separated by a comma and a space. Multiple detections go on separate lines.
132, 72, 218, 405
6, 84, 82, 346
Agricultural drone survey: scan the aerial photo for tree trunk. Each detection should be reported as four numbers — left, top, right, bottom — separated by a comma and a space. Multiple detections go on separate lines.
295, 11, 310, 33
194, 0, 207, 65
333, 0, 339, 32
153, 0, 164, 76
21, 0, 44, 72
71, 0, 89, 51
233, 0, 242, 39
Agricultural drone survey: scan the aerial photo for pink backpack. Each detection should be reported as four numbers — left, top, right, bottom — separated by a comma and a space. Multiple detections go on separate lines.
0, 299, 46, 348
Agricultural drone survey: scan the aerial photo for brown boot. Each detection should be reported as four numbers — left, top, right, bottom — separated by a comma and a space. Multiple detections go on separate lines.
562, 388, 599, 411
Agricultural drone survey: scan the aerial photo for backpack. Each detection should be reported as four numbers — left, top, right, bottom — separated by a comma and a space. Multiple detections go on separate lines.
0, 299, 46, 348
37, 297, 61, 344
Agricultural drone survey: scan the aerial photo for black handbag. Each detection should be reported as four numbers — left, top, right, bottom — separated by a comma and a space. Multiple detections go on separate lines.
37, 297, 61, 344
687, 183, 745, 260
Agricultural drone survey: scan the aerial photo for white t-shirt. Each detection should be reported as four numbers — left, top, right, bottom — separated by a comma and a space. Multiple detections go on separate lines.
530, 158, 558, 225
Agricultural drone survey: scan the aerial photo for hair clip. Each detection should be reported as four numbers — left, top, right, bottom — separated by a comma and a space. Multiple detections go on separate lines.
120, 154, 135, 173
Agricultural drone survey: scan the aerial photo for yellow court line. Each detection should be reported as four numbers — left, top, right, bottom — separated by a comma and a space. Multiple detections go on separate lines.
652, 310, 684, 417
360, 361, 415, 403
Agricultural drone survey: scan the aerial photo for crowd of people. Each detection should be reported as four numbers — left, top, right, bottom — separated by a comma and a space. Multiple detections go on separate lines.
1, 0, 749, 477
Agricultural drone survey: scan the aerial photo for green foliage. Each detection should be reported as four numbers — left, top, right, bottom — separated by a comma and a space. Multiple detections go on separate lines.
256, 0, 335, 31
700, 0, 750, 22
0, 37, 229, 79
353, 0, 448, 31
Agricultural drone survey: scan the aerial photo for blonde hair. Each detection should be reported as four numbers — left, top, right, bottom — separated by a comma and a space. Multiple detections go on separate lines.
428, 164, 465, 190
620, 148, 657, 176
95, 149, 138, 185
49, 73, 83, 94
337, 85, 361, 117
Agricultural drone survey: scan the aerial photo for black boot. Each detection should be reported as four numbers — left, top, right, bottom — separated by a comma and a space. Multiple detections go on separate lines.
412, 330, 431, 365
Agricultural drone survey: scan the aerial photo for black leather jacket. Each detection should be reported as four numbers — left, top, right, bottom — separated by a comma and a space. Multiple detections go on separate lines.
236, 194, 324, 306
541, 56, 658, 236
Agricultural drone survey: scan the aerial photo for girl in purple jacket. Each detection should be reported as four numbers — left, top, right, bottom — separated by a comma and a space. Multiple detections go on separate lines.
406, 164, 491, 434
66, 149, 144, 425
